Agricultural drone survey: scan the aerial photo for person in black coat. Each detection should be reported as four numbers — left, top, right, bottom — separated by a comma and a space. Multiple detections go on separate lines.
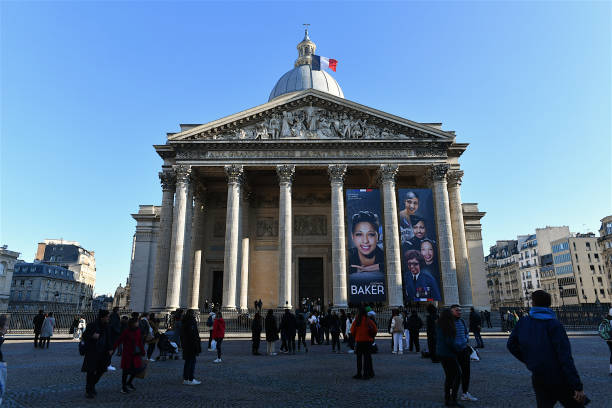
252, 312, 262, 355
426, 304, 439, 362
280, 309, 297, 355
296, 311, 308, 353
406, 311, 423, 352
180, 309, 202, 385
469, 307, 484, 348
81, 310, 113, 399
33, 310, 45, 348
265, 309, 279, 355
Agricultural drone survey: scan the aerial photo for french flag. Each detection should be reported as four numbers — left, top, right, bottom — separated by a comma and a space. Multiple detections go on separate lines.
312, 55, 338, 72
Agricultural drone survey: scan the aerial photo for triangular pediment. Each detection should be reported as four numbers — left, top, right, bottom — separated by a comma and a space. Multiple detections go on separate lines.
168, 89, 455, 142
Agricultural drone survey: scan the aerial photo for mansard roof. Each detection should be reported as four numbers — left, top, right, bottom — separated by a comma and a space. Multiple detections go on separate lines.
166, 89, 456, 143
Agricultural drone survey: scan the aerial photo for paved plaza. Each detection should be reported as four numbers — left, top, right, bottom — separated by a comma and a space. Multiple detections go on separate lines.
2, 336, 611, 407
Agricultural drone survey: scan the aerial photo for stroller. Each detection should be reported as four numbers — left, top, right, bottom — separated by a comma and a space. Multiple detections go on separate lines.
157, 332, 179, 361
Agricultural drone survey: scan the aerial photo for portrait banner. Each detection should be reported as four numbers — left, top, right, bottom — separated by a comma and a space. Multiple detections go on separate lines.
397, 188, 442, 302
345, 189, 386, 303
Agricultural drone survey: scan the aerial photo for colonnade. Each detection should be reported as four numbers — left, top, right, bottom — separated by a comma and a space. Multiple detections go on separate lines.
150, 163, 471, 311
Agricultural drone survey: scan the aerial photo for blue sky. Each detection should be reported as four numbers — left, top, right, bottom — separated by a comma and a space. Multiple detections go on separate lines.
1, 1, 610, 295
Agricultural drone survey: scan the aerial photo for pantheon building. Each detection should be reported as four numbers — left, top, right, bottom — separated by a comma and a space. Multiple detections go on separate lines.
128, 32, 489, 312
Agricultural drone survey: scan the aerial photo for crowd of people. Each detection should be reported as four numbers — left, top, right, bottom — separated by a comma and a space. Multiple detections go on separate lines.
17, 290, 612, 406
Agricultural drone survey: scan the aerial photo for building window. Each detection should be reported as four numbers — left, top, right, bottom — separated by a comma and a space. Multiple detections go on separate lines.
590, 265, 595, 272
586, 242, 591, 251
594, 254, 599, 261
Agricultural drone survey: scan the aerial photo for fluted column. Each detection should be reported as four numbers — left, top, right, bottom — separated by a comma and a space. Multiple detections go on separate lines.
238, 189, 250, 311
328, 164, 348, 307
151, 169, 175, 311
379, 164, 403, 307
222, 164, 243, 310
166, 165, 191, 310
179, 180, 194, 308
427, 164, 460, 305
189, 184, 206, 310
277, 165, 295, 309
447, 171, 473, 306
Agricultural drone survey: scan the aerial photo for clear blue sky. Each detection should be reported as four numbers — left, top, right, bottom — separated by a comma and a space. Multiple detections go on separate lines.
1, 2, 610, 295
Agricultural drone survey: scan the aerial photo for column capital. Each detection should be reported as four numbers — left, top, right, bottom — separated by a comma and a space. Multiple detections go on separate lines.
173, 165, 192, 184
378, 164, 399, 184
159, 170, 176, 192
276, 164, 295, 184
328, 164, 347, 184
224, 164, 244, 184
447, 170, 464, 188
426, 163, 450, 183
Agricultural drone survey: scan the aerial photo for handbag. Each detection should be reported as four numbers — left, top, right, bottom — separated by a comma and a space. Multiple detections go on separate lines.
134, 360, 148, 379
469, 345, 480, 361
210, 339, 217, 351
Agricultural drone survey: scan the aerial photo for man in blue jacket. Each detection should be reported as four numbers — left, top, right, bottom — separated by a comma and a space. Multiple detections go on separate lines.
507, 290, 586, 407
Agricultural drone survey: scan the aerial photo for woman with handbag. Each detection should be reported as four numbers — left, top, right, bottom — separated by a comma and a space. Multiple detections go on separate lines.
114, 317, 145, 394
180, 309, 202, 385
146, 313, 159, 361
350, 306, 377, 380
212, 311, 226, 363
436, 308, 463, 407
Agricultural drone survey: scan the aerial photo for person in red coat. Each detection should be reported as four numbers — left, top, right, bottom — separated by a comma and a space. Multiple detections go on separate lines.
114, 318, 144, 393
350, 306, 377, 380
212, 311, 226, 363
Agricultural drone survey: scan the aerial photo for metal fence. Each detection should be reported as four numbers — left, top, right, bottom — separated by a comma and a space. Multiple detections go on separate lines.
499, 303, 611, 331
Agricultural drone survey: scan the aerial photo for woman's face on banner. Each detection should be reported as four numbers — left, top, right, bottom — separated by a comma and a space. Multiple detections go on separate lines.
421, 241, 434, 265
413, 221, 426, 239
352, 222, 378, 257
405, 196, 419, 215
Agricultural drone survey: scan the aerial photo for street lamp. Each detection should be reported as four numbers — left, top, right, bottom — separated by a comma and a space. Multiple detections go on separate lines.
559, 287, 565, 307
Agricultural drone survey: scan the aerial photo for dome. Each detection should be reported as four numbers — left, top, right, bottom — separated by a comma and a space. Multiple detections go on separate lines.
268, 29, 344, 102
268, 64, 344, 101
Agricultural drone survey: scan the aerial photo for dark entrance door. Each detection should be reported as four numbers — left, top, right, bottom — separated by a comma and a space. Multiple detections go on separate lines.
212, 270, 223, 306
298, 258, 324, 305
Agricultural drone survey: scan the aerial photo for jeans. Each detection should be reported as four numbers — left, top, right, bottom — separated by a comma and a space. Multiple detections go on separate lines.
331, 333, 341, 351
440, 357, 460, 402
183, 357, 196, 381
392, 333, 403, 353
267, 341, 275, 355
86, 370, 104, 394
473, 329, 484, 348
355, 342, 373, 377
297, 331, 307, 351
215, 338, 223, 359
39, 337, 50, 348
207, 330, 214, 349
457, 347, 471, 393
408, 330, 420, 352
403, 329, 410, 350
252, 336, 260, 354
532, 378, 582, 408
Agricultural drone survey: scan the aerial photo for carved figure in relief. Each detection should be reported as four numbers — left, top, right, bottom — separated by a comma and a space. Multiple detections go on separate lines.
269, 114, 281, 139
317, 115, 333, 138
281, 111, 293, 138
255, 122, 268, 140
341, 113, 352, 139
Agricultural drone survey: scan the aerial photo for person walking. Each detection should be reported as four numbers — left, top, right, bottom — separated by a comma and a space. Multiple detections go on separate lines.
350, 306, 377, 380
33, 310, 45, 348
484, 310, 492, 329
330, 311, 341, 353
321, 310, 331, 345
77, 315, 87, 339
390, 309, 403, 355
346, 312, 355, 353
426, 304, 439, 363
206, 310, 216, 351
407, 310, 423, 353
308, 312, 319, 346
436, 308, 464, 407
296, 311, 308, 353
507, 290, 586, 408
180, 309, 202, 385
212, 311, 226, 363
265, 309, 279, 356
146, 313, 159, 361
279, 309, 297, 355
117, 316, 128, 357
114, 317, 144, 394
450, 305, 478, 402
469, 307, 484, 349
252, 311, 262, 355
40, 312, 55, 349
81, 310, 113, 399
70, 315, 79, 340
108, 307, 121, 370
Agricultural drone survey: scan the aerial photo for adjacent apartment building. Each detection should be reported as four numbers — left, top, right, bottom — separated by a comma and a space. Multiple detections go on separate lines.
599, 215, 612, 285
0, 246, 21, 311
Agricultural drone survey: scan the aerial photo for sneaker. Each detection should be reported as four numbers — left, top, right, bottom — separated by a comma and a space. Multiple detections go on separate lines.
127, 383, 135, 390
392, 351, 397, 354
190, 379, 202, 385
107, 365, 116, 371
271, 352, 277, 356
149, 358, 156, 362
213, 358, 222, 363
183, 380, 191, 385
207, 348, 214, 352
461, 392, 478, 401
120, 388, 129, 394
347, 349, 355, 354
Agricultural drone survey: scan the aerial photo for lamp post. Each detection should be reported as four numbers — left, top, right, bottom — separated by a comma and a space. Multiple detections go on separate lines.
559, 287, 565, 307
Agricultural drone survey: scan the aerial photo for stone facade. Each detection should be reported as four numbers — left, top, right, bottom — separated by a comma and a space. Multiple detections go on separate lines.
0, 246, 20, 311
128, 206, 160, 312
128, 34, 489, 312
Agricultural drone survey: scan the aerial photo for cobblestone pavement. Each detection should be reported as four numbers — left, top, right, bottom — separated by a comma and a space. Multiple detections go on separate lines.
2, 336, 611, 407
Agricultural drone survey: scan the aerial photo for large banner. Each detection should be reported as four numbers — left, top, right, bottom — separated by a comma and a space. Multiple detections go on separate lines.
397, 189, 442, 302
345, 189, 387, 303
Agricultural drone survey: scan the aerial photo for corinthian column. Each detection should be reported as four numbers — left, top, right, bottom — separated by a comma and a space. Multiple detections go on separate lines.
189, 184, 206, 310
447, 170, 473, 306
151, 169, 175, 311
166, 165, 191, 310
379, 164, 403, 307
238, 189, 250, 311
427, 164, 460, 305
222, 164, 243, 310
180, 181, 194, 308
328, 164, 348, 308
277, 165, 295, 309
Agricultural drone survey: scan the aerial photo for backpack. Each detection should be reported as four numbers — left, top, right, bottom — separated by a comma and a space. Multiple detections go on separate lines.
598, 319, 612, 341
206, 315, 214, 327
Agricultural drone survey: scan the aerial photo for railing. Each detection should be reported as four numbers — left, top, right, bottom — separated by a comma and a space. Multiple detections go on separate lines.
499, 303, 611, 331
